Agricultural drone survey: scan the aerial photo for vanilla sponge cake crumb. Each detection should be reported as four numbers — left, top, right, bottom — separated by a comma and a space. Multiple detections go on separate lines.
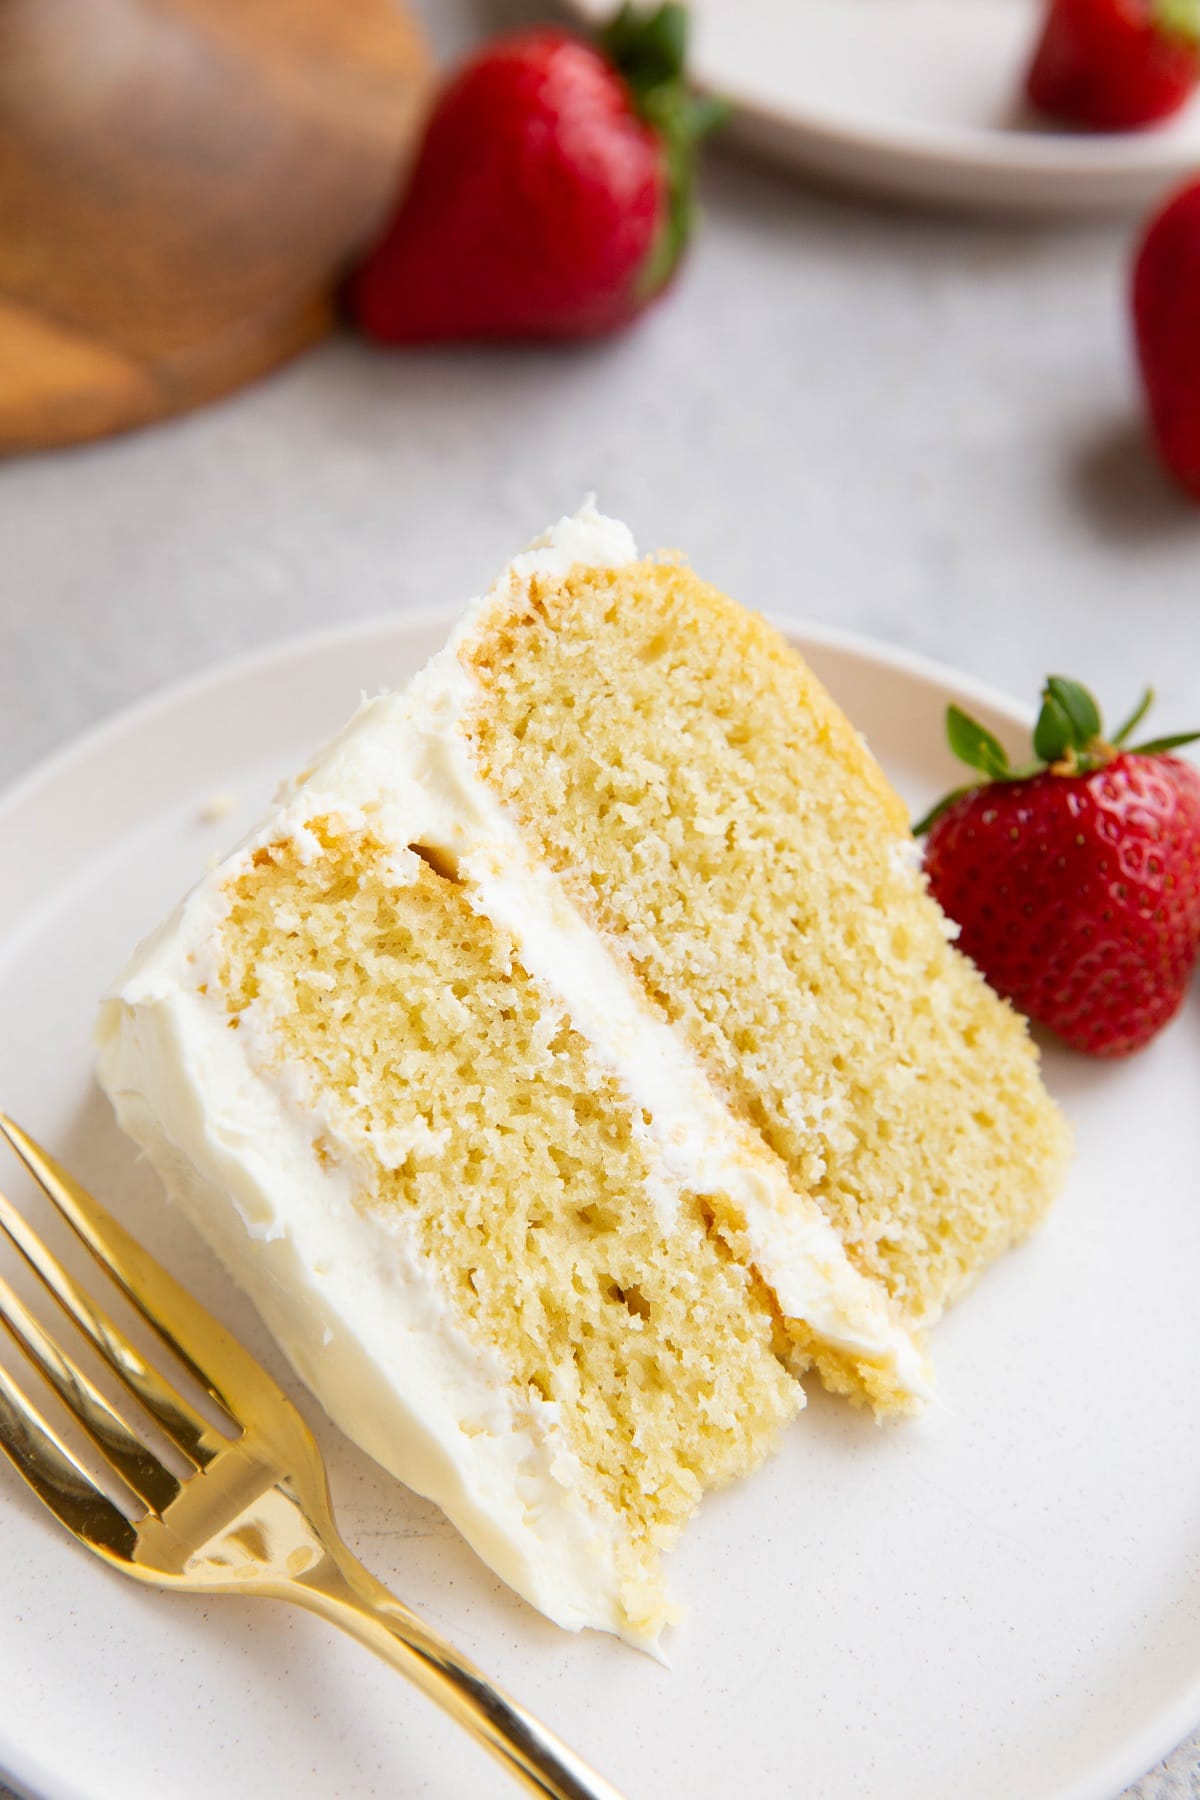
219, 822, 797, 1638
462, 556, 1070, 1333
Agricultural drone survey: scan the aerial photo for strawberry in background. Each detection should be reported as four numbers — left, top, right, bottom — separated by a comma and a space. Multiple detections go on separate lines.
1025, 0, 1200, 129
348, 4, 725, 343
1132, 177, 1200, 499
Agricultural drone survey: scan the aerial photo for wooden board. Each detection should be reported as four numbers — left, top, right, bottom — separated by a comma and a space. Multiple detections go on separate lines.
0, 0, 430, 453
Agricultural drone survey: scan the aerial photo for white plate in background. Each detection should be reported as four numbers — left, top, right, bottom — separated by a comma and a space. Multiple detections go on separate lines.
566, 0, 1200, 212
0, 617, 1198, 1800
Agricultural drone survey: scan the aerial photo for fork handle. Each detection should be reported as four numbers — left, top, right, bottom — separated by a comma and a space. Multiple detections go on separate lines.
283, 1543, 627, 1800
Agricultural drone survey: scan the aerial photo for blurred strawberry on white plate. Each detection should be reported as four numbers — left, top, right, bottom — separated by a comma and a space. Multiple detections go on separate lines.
564, 0, 1200, 211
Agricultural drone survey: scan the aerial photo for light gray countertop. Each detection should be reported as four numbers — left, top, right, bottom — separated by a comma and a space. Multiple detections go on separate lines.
0, 2, 1197, 1796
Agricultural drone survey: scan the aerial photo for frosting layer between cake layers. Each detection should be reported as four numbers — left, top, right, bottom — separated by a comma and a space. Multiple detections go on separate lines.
97, 506, 928, 1646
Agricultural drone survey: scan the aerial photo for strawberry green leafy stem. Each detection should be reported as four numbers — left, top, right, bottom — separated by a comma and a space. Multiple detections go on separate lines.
599, 4, 732, 299
1156, 0, 1200, 49
911, 676, 1200, 837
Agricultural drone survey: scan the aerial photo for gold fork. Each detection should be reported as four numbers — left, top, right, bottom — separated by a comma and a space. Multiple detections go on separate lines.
0, 1114, 625, 1800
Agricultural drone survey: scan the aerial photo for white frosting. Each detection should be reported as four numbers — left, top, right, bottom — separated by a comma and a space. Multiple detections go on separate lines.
98, 956, 639, 1643
97, 503, 927, 1649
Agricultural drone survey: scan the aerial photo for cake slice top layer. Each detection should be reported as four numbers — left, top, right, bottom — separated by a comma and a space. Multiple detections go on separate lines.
457, 510, 1070, 1339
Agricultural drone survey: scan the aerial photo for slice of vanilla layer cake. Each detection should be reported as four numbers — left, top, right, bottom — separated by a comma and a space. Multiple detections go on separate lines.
97, 504, 1067, 1647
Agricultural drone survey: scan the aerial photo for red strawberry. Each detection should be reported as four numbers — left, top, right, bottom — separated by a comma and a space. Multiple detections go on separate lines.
348, 5, 724, 343
1133, 177, 1200, 500
1025, 0, 1200, 129
915, 678, 1200, 1057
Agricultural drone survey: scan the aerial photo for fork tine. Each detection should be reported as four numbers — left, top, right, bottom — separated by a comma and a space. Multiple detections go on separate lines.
0, 1358, 139, 1562
0, 1114, 292, 1432
0, 1264, 181, 1514
0, 1185, 220, 1469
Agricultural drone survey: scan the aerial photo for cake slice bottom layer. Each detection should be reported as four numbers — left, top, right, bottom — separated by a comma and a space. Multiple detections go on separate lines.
218, 822, 799, 1638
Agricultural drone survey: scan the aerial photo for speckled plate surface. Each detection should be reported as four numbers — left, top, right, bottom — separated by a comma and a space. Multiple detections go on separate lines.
565, 0, 1200, 212
0, 616, 1197, 1800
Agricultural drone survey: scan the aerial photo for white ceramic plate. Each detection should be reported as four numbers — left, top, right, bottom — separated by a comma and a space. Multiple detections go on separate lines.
565, 0, 1200, 212
1, 616, 1198, 1800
